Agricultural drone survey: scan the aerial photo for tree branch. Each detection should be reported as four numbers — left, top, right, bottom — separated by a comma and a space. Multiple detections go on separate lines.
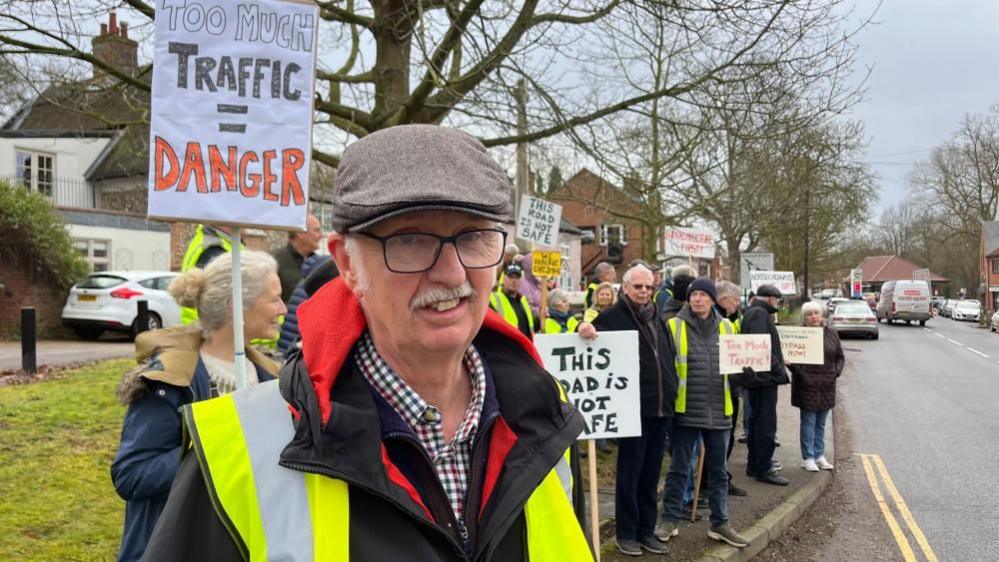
317, 2, 374, 28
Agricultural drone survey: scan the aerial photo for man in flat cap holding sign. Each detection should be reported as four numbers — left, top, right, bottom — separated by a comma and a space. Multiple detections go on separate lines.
144, 125, 592, 561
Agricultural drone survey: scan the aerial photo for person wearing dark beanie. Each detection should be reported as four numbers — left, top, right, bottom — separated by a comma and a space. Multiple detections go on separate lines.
687, 277, 718, 303
662, 264, 697, 321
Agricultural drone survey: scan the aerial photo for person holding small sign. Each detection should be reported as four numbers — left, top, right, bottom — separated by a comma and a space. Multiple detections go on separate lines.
579, 264, 675, 556
656, 278, 751, 549
791, 302, 844, 472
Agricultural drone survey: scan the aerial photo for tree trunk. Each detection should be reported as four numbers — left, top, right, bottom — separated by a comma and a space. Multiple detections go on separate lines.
371, 5, 413, 122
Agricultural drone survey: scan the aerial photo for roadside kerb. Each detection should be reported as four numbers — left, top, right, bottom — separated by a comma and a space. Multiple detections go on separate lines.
695, 431, 835, 562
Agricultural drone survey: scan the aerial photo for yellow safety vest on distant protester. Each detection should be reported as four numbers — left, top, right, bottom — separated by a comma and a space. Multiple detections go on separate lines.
184, 380, 592, 561
489, 290, 535, 334
180, 225, 235, 325
667, 317, 736, 416
544, 316, 579, 334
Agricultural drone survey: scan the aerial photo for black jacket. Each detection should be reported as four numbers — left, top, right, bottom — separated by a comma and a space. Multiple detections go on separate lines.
739, 300, 789, 387
591, 298, 677, 418
142, 280, 587, 562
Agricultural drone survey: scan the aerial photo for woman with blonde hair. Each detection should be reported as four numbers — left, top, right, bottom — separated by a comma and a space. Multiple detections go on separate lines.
111, 251, 285, 562
583, 281, 617, 323
791, 301, 844, 472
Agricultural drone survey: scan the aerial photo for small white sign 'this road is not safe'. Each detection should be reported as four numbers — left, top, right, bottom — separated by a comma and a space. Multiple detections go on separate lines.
776, 326, 823, 365
719, 334, 771, 374
750, 271, 798, 296
517, 195, 562, 248
534, 332, 641, 440
148, 0, 318, 230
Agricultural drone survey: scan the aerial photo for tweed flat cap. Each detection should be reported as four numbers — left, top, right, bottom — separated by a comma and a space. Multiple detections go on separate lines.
331, 125, 513, 232
755, 284, 782, 298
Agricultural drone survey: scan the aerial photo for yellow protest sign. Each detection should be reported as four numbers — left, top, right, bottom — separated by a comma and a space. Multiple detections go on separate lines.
531, 250, 562, 277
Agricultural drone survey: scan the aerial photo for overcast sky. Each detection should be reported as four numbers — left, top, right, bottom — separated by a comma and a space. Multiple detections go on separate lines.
845, 0, 999, 212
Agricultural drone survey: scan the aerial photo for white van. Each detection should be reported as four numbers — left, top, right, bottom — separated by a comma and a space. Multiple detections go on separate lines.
877, 280, 931, 325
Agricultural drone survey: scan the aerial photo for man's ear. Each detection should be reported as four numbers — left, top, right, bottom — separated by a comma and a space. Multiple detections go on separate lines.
329, 234, 358, 291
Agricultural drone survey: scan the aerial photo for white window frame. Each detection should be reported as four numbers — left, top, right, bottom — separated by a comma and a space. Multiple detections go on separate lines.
73, 238, 112, 272
15, 149, 56, 198
558, 243, 573, 291
599, 224, 628, 246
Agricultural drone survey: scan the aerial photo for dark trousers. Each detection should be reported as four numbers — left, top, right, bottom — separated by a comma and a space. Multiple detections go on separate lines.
615, 416, 671, 541
662, 425, 730, 527
727, 393, 740, 460
746, 385, 779, 476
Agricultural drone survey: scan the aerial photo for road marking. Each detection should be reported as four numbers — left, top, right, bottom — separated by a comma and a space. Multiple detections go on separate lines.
947, 338, 962, 346
860, 454, 917, 562
858, 453, 939, 562
966, 347, 989, 358
933, 333, 945, 339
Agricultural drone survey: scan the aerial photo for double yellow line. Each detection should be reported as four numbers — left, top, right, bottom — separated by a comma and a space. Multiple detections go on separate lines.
858, 453, 938, 562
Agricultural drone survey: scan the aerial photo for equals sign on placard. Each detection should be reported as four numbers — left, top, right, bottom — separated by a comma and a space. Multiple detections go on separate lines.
217, 104, 247, 133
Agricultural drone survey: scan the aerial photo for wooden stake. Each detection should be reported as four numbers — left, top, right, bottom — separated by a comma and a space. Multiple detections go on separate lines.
690, 444, 706, 522
540, 275, 549, 329
588, 439, 601, 562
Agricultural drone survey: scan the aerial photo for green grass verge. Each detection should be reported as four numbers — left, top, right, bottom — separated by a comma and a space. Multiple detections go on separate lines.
0, 359, 134, 561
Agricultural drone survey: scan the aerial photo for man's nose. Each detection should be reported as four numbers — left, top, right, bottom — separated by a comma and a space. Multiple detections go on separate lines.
427, 242, 466, 285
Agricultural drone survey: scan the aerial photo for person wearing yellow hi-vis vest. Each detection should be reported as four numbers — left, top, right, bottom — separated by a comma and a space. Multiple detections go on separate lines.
142, 125, 592, 562
179, 224, 238, 325
656, 277, 752, 550
489, 263, 535, 341
543, 289, 579, 334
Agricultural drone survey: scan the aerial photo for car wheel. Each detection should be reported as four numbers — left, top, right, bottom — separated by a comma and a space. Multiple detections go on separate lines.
131, 312, 162, 339
73, 326, 104, 341
906, 320, 911, 325
919, 320, 926, 326
872, 332, 879, 340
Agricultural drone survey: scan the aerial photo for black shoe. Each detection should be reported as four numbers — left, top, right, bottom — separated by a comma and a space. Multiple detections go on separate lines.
596, 440, 613, 454
616, 539, 642, 557
639, 535, 669, 555
728, 483, 748, 496
756, 470, 790, 486
736, 433, 748, 443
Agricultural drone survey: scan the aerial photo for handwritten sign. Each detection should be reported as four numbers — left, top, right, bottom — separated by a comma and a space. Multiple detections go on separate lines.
148, 0, 318, 229
517, 195, 562, 248
776, 326, 823, 365
662, 227, 715, 259
535, 332, 641, 440
750, 271, 798, 296
531, 250, 562, 278
719, 334, 771, 374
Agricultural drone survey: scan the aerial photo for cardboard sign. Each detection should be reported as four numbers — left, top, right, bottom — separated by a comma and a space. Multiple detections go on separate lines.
148, 0, 319, 229
719, 334, 771, 374
517, 195, 562, 248
531, 250, 562, 278
740, 252, 775, 289
662, 227, 715, 259
776, 326, 823, 365
534, 332, 641, 440
750, 271, 797, 296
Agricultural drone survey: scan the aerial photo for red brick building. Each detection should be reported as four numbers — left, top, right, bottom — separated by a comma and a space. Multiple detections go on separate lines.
548, 169, 651, 285
980, 221, 999, 313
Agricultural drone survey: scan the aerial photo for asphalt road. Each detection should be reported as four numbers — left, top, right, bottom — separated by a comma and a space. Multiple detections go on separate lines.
759, 311, 999, 561
0, 336, 133, 372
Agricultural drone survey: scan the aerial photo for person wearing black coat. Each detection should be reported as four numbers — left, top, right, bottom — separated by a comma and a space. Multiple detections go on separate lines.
792, 301, 844, 472
739, 284, 790, 486
276, 255, 338, 358
579, 265, 676, 555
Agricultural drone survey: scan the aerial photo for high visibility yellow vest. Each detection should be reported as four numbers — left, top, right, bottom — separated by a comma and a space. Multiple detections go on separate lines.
544, 316, 579, 334
489, 290, 534, 334
180, 225, 235, 325
184, 380, 593, 561
667, 317, 735, 416
583, 282, 599, 309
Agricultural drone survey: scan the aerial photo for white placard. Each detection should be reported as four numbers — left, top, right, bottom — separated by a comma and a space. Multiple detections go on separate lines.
662, 227, 715, 259
517, 195, 562, 248
750, 271, 798, 296
148, 0, 318, 229
740, 252, 775, 289
534, 332, 641, 440
776, 326, 823, 365
719, 334, 771, 374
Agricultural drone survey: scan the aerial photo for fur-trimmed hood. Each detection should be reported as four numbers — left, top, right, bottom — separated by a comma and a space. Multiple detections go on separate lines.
116, 326, 280, 405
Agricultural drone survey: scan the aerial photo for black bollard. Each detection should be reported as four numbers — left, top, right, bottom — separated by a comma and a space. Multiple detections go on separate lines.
21, 307, 37, 374
136, 300, 149, 336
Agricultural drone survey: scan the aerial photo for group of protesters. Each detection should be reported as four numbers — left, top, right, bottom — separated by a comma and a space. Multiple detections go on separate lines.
106, 123, 843, 562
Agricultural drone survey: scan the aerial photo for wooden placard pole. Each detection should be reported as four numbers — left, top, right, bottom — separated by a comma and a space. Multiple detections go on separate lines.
540, 276, 549, 330
230, 227, 247, 390
690, 444, 706, 522
588, 439, 601, 562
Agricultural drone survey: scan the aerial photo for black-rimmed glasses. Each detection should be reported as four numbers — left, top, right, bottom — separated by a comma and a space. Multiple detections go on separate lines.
357, 228, 508, 273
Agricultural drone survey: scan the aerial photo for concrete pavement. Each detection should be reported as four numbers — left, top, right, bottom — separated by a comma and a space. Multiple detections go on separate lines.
0, 338, 133, 372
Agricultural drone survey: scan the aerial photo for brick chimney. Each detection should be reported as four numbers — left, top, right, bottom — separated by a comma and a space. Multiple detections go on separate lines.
91, 11, 138, 80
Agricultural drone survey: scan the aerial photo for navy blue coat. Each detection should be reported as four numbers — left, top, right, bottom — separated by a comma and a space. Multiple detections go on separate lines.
111, 328, 277, 562
277, 255, 335, 358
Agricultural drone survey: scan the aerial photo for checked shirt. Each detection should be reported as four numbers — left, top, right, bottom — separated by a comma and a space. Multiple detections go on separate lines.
355, 332, 486, 527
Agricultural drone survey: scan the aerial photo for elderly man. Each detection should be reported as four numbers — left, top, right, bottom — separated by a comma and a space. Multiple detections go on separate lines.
741, 284, 791, 486
272, 213, 324, 302
489, 263, 535, 340
656, 278, 750, 549
584, 261, 617, 309
579, 265, 674, 557
715, 280, 748, 497
143, 125, 592, 562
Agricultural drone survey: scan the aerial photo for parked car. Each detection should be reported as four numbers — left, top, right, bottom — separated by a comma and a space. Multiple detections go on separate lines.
62, 271, 181, 340
820, 288, 838, 300
931, 296, 946, 312
830, 301, 879, 339
826, 297, 850, 316
941, 299, 957, 318
990, 310, 999, 332
877, 280, 931, 326
951, 300, 982, 322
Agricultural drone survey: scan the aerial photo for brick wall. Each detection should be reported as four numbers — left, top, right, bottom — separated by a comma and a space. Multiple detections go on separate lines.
0, 266, 70, 338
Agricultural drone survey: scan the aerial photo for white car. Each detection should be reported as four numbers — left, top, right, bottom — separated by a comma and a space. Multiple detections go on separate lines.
951, 301, 982, 322
62, 271, 182, 340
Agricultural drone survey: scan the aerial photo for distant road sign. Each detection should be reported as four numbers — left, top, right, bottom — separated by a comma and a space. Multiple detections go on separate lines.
740, 252, 775, 289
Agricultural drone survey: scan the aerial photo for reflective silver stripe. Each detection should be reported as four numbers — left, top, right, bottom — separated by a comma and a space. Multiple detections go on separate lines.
553, 455, 573, 504
231, 380, 314, 562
